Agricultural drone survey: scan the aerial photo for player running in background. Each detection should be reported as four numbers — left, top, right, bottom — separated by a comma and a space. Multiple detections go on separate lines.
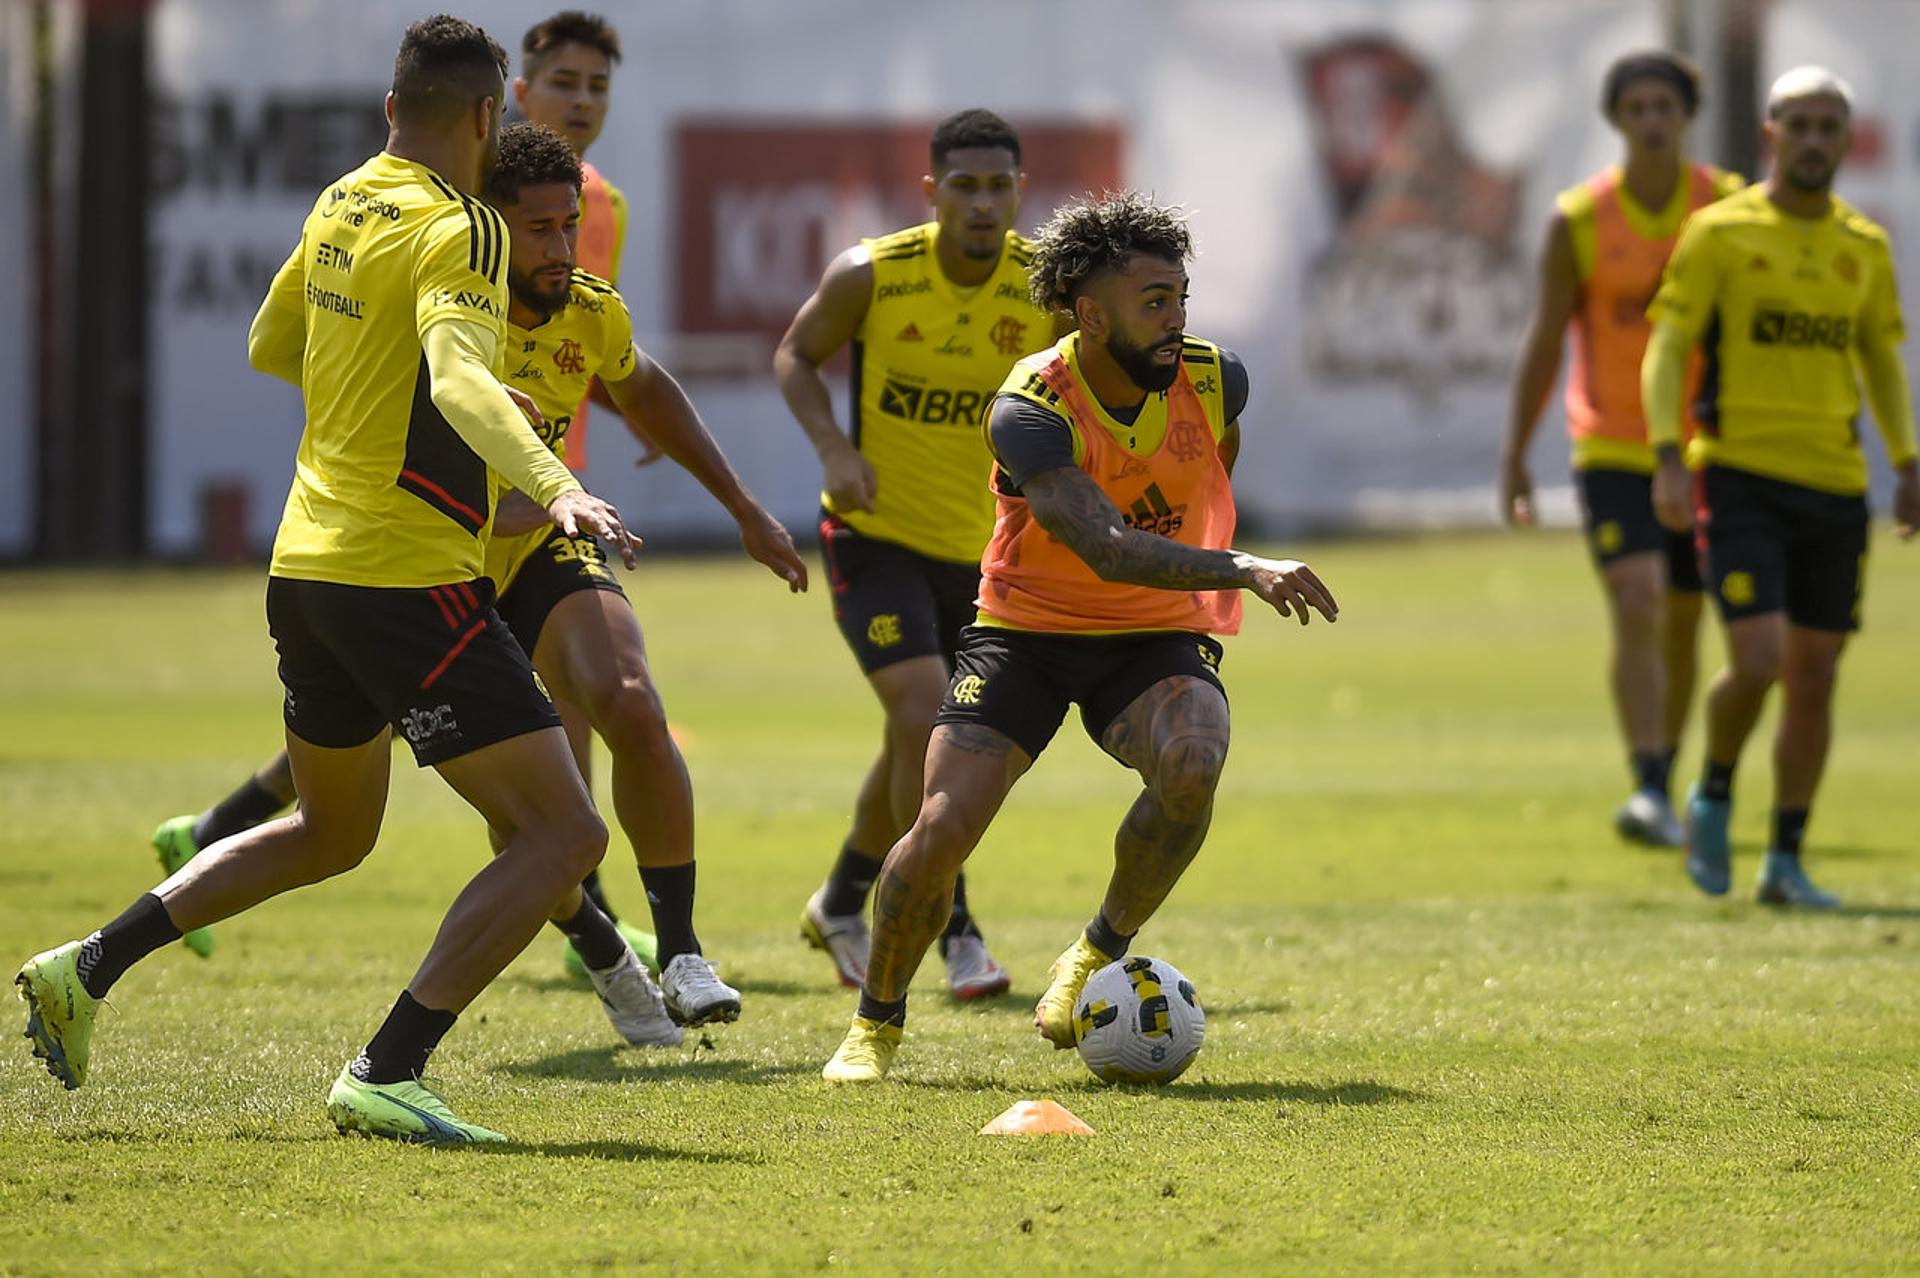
1500, 52, 1742, 848
17, 17, 637, 1142
149, 10, 658, 973
823, 192, 1339, 1082
1642, 67, 1920, 908
775, 109, 1060, 999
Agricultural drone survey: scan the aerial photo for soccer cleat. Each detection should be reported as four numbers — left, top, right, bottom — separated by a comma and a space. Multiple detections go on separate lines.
1614, 789, 1685, 848
942, 934, 1011, 1000
326, 1067, 505, 1145
801, 886, 870, 989
659, 953, 742, 1026
151, 817, 215, 958
1755, 851, 1841, 910
586, 948, 682, 1046
1684, 785, 1732, 897
821, 1015, 902, 1084
564, 919, 659, 980
16, 941, 102, 1090
1033, 934, 1114, 1049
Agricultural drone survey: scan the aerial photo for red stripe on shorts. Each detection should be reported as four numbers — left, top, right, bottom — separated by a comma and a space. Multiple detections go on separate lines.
420, 619, 486, 690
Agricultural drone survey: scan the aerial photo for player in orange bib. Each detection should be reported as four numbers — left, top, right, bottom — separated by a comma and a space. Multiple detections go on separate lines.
1500, 52, 1742, 848
822, 193, 1339, 1082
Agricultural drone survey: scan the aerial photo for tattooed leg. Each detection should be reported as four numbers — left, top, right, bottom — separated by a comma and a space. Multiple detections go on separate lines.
863, 724, 1030, 1002
1097, 676, 1231, 934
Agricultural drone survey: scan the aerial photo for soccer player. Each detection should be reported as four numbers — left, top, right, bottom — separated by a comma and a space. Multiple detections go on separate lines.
775, 109, 1059, 1000
1500, 52, 1742, 847
821, 192, 1339, 1082
1642, 66, 1920, 908
149, 10, 655, 974
16, 17, 640, 1143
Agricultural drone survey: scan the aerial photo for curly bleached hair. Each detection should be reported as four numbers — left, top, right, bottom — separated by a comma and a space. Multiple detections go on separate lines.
1027, 191, 1193, 314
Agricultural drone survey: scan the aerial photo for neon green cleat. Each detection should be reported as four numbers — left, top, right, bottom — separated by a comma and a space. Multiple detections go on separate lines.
562, 920, 658, 980
151, 817, 215, 958
821, 1015, 902, 1084
17, 941, 102, 1090
326, 1067, 506, 1145
1034, 934, 1114, 1049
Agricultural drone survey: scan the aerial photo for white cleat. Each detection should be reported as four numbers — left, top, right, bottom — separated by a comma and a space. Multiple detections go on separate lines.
1614, 789, 1685, 848
801, 887, 869, 989
942, 933, 1011, 1000
660, 953, 742, 1026
587, 948, 682, 1047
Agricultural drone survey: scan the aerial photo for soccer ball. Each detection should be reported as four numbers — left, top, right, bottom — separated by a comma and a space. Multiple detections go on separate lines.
1073, 956, 1205, 1084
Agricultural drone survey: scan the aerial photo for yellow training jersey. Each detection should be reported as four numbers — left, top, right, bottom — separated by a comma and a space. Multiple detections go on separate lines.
829, 222, 1054, 564
486, 269, 638, 590
267, 152, 513, 588
1649, 184, 1907, 495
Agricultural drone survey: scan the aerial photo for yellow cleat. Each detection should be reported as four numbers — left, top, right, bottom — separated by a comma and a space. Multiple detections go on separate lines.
1033, 934, 1114, 1049
821, 1015, 901, 1084
17, 941, 102, 1089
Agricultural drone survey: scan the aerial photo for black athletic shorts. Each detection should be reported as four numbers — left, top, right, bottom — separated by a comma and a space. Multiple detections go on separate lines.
495, 528, 628, 657
818, 512, 981, 674
933, 624, 1228, 761
1695, 465, 1869, 632
265, 576, 561, 766
1575, 466, 1703, 592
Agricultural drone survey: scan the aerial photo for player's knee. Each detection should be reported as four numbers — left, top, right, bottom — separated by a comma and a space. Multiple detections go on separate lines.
1781, 650, 1840, 701
1155, 735, 1228, 823
1729, 641, 1783, 686
884, 703, 940, 756
1612, 579, 1664, 634
593, 675, 675, 763
911, 794, 985, 865
296, 816, 380, 880
545, 809, 609, 884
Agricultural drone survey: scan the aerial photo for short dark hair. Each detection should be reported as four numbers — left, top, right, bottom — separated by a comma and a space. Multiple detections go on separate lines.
391, 15, 509, 126
1027, 191, 1193, 314
1601, 51, 1703, 118
930, 108, 1021, 172
486, 123, 583, 205
522, 11, 622, 76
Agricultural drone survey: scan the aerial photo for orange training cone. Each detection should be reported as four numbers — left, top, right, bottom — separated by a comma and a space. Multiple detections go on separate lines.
979, 1100, 1095, 1135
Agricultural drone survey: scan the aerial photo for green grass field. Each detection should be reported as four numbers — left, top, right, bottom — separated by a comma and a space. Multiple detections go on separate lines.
3, 531, 1917, 1275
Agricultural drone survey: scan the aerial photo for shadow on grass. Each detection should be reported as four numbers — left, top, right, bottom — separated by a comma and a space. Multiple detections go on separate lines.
471, 1139, 756, 1165
726, 977, 821, 997
1171, 1079, 1429, 1106
494, 1046, 815, 1086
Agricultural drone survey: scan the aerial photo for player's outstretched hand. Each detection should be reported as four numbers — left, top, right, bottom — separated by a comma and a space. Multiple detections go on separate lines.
493, 490, 549, 538
505, 385, 546, 433
823, 442, 878, 514
1892, 467, 1920, 541
1246, 556, 1338, 626
1499, 453, 1535, 527
1652, 454, 1693, 533
738, 506, 809, 592
549, 489, 639, 568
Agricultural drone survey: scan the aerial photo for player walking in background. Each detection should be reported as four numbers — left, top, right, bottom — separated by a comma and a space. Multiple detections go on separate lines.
17, 18, 638, 1142
1642, 67, 1920, 908
1500, 52, 1742, 848
775, 109, 1058, 999
148, 10, 659, 974
823, 192, 1339, 1082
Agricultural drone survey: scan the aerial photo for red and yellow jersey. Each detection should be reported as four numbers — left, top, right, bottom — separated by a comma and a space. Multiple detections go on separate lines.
828, 222, 1054, 564
978, 333, 1241, 636
561, 161, 630, 471
1559, 162, 1743, 472
484, 269, 637, 590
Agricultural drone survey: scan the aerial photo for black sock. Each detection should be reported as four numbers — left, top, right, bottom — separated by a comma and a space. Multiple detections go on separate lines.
1772, 807, 1810, 860
938, 872, 983, 953
580, 869, 618, 925
638, 862, 699, 964
552, 895, 627, 972
350, 991, 457, 1085
856, 991, 907, 1027
820, 845, 885, 917
76, 894, 183, 999
1085, 911, 1134, 960
192, 777, 289, 848
1632, 751, 1672, 797
1701, 760, 1736, 803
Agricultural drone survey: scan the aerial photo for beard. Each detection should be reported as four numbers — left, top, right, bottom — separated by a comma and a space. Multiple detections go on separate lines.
1784, 153, 1836, 192
508, 270, 570, 318
1107, 329, 1182, 393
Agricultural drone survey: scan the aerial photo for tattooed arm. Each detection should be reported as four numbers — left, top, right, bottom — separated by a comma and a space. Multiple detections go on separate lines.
1020, 465, 1338, 624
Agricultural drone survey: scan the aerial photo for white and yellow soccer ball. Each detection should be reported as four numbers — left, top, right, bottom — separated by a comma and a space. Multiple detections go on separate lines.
1073, 956, 1205, 1084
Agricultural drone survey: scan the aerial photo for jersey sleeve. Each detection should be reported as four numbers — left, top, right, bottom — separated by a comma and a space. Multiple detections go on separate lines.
1220, 348, 1250, 422
599, 284, 640, 384
413, 200, 509, 345
604, 180, 629, 285
988, 392, 1078, 489
248, 241, 308, 385
1647, 214, 1723, 341
1861, 238, 1907, 347
1710, 168, 1748, 200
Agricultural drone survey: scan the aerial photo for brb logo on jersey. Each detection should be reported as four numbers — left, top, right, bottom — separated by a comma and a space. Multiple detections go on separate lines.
877, 377, 987, 426
1750, 306, 1852, 351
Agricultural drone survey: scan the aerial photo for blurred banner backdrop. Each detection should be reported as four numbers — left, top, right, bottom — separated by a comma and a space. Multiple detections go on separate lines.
137, 0, 1909, 553
0, 0, 35, 556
